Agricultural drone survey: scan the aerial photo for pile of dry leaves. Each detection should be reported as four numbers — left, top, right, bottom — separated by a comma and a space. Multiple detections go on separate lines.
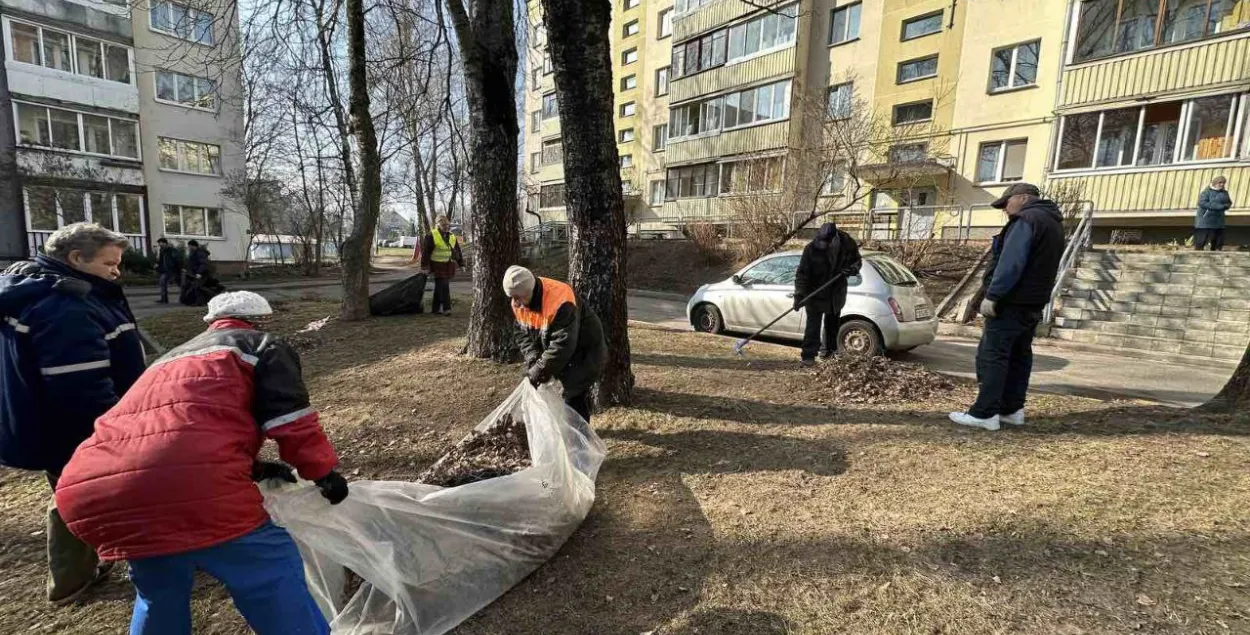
809, 355, 955, 405
417, 414, 532, 487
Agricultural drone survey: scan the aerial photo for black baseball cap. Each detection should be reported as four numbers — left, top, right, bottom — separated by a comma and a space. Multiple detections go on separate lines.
990, 182, 1041, 209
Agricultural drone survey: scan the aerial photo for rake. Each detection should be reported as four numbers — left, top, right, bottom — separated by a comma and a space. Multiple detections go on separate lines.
733, 273, 844, 356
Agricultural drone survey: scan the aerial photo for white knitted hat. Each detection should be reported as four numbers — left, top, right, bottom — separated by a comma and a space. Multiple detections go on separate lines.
204, 291, 274, 323
502, 265, 536, 298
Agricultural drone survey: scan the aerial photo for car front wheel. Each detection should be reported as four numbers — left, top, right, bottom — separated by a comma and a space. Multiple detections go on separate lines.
839, 319, 883, 357
692, 304, 724, 334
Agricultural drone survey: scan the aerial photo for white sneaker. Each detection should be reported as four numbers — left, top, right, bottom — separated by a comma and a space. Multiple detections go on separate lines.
1000, 409, 1025, 426
949, 412, 1001, 431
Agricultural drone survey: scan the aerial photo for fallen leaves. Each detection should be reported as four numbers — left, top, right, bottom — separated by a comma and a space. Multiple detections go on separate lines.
417, 413, 532, 487
806, 355, 956, 405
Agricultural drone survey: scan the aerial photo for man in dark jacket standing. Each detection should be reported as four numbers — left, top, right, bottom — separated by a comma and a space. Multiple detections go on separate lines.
794, 222, 862, 366
420, 215, 465, 315
154, 238, 182, 304
503, 265, 607, 423
951, 183, 1065, 431
1195, 176, 1232, 251
0, 222, 145, 602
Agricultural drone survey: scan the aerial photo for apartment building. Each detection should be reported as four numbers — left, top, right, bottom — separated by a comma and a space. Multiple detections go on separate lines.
0, 0, 247, 266
523, 0, 1250, 244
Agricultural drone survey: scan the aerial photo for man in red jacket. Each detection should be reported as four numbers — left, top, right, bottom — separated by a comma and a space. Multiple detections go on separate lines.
54, 291, 347, 634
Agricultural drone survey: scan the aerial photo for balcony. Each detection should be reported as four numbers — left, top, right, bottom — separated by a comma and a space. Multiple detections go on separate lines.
1061, 32, 1250, 110
670, 48, 796, 103
1048, 163, 1250, 216
666, 120, 789, 164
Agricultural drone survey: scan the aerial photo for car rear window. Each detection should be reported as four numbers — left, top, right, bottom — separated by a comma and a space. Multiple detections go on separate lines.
868, 256, 919, 287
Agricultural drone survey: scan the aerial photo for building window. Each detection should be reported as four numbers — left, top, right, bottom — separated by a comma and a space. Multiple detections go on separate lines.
665, 163, 719, 199
658, 8, 673, 38
158, 138, 222, 175
530, 64, 541, 87
24, 188, 143, 234
542, 93, 559, 120
530, 151, 541, 173
719, 156, 784, 194
892, 100, 934, 125
674, 0, 715, 16
6, 19, 133, 84
821, 171, 847, 196
990, 40, 1040, 92
621, 74, 638, 91
620, 154, 634, 168
1073, 0, 1248, 63
727, 4, 799, 62
620, 101, 637, 117
624, 0, 639, 9
539, 183, 566, 209
163, 205, 223, 238
653, 124, 668, 151
622, 47, 639, 65
889, 142, 929, 163
649, 179, 666, 205
1056, 92, 1244, 171
976, 140, 1028, 183
670, 79, 792, 139
150, 0, 215, 46
14, 102, 139, 159
619, 128, 635, 143
830, 3, 862, 45
531, 110, 541, 129
624, 20, 640, 37
827, 82, 853, 119
543, 54, 553, 75
656, 66, 670, 96
541, 138, 563, 166
897, 55, 939, 84
672, 29, 729, 79
155, 69, 217, 109
901, 10, 943, 40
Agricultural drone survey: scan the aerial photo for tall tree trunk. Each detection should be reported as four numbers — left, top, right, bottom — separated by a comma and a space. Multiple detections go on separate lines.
1201, 343, 1250, 413
339, 0, 383, 320
445, 0, 521, 360
541, 0, 633, 406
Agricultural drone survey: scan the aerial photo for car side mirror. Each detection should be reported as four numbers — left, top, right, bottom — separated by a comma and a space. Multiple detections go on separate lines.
732, 274, 744, 285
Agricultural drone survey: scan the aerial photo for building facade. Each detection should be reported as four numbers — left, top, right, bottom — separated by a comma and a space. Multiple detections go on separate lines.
524, 0, 1250, 245
0, 0, 247, 266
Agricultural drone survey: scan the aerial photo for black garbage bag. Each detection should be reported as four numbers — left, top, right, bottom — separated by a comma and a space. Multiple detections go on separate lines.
369, 272, 428, 316
179, 276, 225, 307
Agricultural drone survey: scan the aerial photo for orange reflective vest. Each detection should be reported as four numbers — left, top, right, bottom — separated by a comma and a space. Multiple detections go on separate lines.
512, 277, 576, 333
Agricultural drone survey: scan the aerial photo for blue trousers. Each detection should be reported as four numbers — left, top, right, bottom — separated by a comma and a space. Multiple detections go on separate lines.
128, 521, 329, 635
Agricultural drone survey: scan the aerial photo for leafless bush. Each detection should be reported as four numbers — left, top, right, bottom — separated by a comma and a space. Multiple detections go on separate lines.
1041, 180, 1089, 237
683, 222, 728, 265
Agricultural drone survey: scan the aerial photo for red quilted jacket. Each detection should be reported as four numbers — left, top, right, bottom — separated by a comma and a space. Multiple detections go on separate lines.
54, 319, 338, 561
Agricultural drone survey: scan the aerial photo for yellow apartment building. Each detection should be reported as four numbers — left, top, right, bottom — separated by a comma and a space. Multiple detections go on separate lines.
524, 0, 1250, 245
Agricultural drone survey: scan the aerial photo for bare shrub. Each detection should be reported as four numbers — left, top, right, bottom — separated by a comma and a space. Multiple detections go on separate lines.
683, 222, 728, 264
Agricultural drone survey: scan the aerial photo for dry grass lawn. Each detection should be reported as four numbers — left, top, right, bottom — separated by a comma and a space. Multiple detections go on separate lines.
2, 300, 1248, 634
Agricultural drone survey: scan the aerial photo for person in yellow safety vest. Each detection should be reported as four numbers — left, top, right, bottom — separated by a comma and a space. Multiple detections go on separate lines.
419, 215, 464, 316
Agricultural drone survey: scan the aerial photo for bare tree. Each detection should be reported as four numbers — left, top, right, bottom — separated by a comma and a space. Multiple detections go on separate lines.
445, 0, 522, 360
540, 0, 633, 406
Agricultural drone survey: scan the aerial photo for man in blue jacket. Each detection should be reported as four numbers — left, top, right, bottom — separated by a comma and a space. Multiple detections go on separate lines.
950, 183, 1064, 431
0, 222, 146, 602
1195, 176, 1232, 251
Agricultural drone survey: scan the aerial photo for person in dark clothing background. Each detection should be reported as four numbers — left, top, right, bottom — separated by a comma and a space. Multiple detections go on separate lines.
794, 222, 862, 366
1194, 176, 1232, 251
503, 266, 606, 423
180, 240, 218, 306
950, 183, 1064, 431
0, 223, 145, 603
420, 215, 465, 316
154, 238, 183, 304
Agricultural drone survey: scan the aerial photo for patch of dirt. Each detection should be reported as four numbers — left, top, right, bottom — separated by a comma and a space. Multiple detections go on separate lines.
418, 413, 531, 487
524, 240, 739, 296
801, 355, 956, 405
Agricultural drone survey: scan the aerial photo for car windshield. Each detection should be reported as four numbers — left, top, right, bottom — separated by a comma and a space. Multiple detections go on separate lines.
867, 255, 919, 287
740, 256, 799, 285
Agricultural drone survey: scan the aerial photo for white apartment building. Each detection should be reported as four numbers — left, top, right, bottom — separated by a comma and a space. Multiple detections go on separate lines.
0, 0, 247, 267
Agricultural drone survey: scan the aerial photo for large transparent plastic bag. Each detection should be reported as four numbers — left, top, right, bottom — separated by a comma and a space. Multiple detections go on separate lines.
262, 381, 606, 634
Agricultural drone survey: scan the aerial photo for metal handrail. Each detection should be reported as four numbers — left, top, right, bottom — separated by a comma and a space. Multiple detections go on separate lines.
1042, 200, 1096, 326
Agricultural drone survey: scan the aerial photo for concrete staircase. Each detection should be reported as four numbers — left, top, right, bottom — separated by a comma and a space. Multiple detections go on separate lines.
1053, 249, 1250, 364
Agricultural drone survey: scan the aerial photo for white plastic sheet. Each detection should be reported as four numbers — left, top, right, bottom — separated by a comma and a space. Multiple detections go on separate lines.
262, 382, 606, 635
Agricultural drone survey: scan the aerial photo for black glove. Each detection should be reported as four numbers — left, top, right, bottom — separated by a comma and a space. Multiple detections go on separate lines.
314, 470, 349, 505
792, 295, 803, 312
526, 365, 544, 388
251, 460, 297, 483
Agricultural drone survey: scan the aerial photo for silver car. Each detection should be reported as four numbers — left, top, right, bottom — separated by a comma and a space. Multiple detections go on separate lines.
686, 250, 939, 355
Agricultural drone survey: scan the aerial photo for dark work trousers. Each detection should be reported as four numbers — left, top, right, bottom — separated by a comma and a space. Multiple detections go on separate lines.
158, 273, 173, 303
565, 391, 592, 424
1194, 228, 1225, 251
968, 305, 1043, 419
800, 285, 848, 361
431, 277, 452, 314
